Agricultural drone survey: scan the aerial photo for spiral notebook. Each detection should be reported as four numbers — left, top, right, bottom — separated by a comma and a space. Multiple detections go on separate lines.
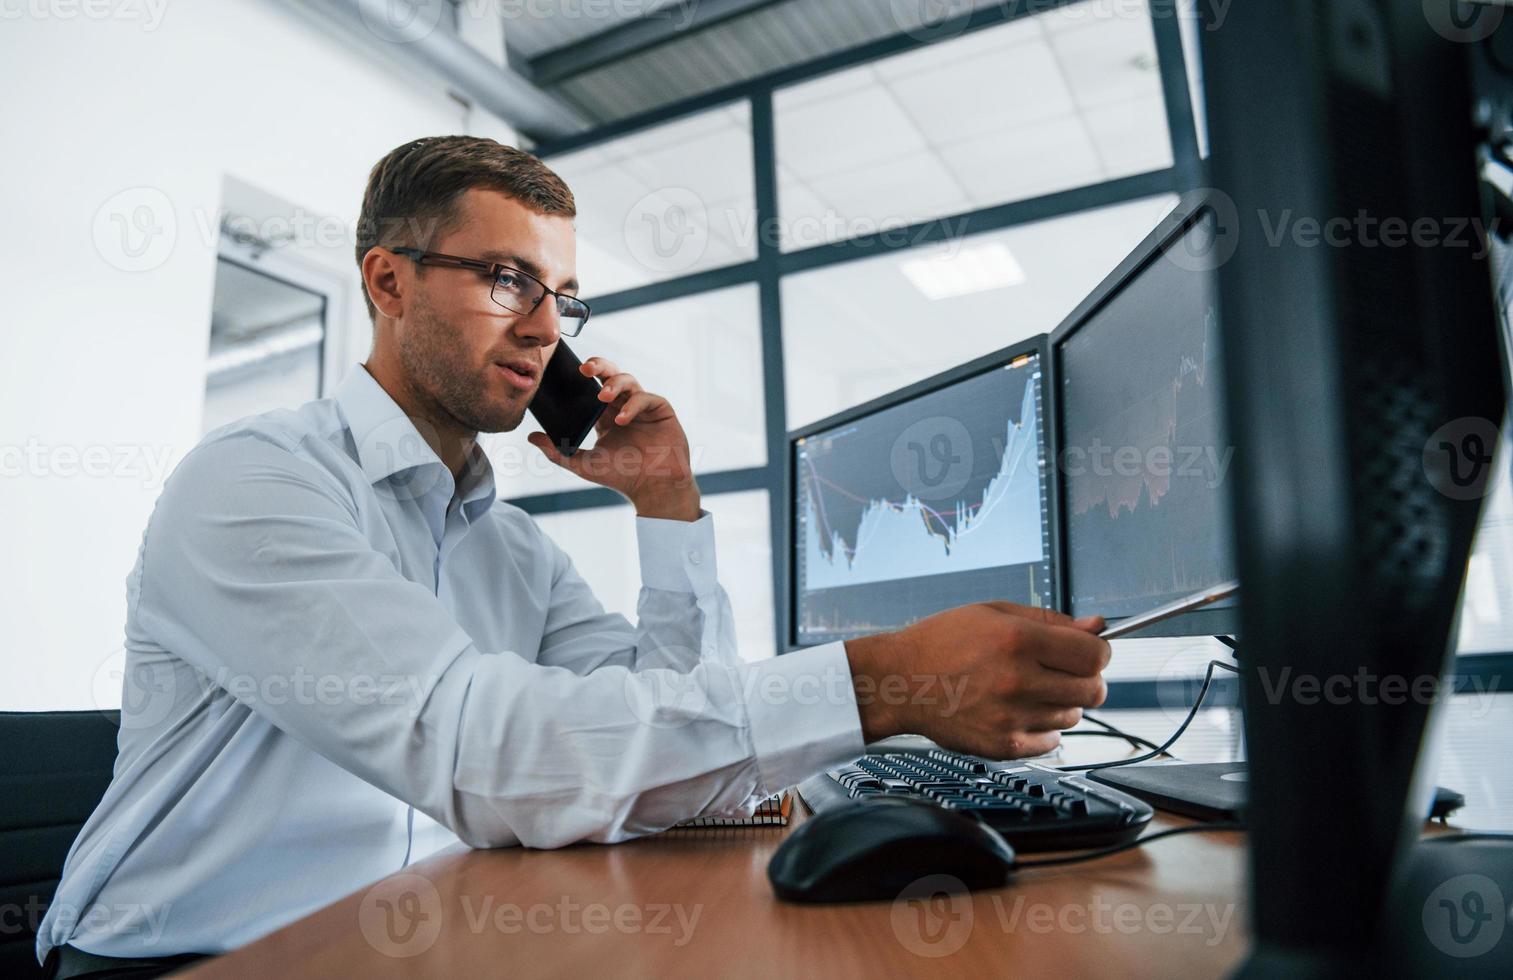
674, 791, 793, 828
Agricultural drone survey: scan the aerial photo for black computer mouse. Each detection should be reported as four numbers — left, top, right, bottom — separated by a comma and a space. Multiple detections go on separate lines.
767, 796, 1017, 903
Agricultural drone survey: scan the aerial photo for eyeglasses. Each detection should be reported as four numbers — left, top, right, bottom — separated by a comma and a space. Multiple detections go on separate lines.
389, 246, 591, 337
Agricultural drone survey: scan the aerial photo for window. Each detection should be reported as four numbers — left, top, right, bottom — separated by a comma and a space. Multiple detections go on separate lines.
203, 259, 326, 434
525, 0, 1208, 712
1428, 694, 1513, 830
202, 226, 349, 434
483, 284, 766, 499
530, 490, 776, 662
547, 102, 756, 297
779, 194, 1178, 429
1458, 437, 1513, 654
1176, 0, 1211, 158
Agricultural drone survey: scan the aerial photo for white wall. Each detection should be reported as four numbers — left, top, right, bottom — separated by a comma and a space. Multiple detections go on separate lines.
0, 1, 516, 709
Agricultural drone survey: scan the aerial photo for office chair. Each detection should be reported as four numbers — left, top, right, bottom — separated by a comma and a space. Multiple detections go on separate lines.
0, 711, 120, 979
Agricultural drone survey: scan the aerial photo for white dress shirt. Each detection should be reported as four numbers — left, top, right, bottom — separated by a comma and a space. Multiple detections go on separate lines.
38, 364, 864, 962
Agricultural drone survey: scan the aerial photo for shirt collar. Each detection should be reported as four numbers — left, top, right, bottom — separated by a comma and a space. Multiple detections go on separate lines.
334, 365, 497, 518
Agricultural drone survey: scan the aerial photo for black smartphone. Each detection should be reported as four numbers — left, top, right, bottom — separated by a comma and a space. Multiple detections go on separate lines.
527, 339, 607, 456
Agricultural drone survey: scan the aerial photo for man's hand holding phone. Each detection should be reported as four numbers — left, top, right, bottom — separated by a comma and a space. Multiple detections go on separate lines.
527, 354, 701, 522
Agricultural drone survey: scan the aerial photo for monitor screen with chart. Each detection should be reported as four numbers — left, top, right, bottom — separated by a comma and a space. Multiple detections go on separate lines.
789, 342, 1055, 647
1054, 204, 1238, 636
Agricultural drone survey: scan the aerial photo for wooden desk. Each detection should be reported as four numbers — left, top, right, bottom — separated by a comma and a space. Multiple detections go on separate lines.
185, 771, 1250, 978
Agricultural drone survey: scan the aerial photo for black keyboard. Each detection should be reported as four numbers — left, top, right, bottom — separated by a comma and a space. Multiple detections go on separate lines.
797, 750, 1154, 852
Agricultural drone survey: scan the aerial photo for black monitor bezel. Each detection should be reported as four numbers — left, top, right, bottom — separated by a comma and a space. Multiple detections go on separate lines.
782, 334, 1058, 652
1046, 190, 1238, 639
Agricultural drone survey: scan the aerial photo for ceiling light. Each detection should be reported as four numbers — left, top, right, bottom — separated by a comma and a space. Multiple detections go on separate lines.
900, 242, 1027, 300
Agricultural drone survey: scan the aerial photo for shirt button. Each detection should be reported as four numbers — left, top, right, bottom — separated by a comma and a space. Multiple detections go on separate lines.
687, 549, 702, 566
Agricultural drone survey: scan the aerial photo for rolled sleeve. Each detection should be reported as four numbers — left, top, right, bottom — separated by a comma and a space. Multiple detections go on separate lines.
636, 510, 718, 594
739, 642, 865, 791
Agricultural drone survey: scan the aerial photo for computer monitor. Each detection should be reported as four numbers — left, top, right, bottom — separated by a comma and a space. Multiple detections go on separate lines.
1050, 197, 1239, 637
1203, 1, 1510, 974
786, 338, 1056, 648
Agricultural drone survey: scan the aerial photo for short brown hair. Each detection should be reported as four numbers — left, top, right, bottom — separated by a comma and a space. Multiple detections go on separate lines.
355, 135, 575, 319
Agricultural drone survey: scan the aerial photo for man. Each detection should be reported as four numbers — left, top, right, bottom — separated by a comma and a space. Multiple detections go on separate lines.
39, 136, 1110, 977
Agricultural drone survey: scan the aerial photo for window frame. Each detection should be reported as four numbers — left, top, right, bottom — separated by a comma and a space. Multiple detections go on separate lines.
511, 0, 1430, 708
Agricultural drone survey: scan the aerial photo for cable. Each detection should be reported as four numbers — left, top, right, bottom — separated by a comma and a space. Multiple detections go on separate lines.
1080, 712, 1170, 754
1067, 713, 1168, 754
1060, 730, 1166, 747
1057, 659, 1241, 773
1013, 822, 1245, 868
1055, 636, 1238, 765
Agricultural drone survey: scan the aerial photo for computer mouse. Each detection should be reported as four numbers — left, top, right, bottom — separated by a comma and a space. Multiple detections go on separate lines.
767, 796, 1017, 903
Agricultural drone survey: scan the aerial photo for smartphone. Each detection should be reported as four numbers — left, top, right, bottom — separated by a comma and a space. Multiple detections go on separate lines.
1098, 580, 1240, 640
527, 339, 607, 456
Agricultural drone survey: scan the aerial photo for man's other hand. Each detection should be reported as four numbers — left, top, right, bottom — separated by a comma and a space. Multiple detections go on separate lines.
843, 603, 1111, 759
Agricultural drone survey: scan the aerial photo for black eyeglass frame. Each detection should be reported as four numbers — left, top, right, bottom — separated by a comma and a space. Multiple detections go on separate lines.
388, 246, 591, 335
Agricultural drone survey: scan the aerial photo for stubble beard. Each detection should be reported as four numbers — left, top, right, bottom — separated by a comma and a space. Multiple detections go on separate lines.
398, 297, 532, 435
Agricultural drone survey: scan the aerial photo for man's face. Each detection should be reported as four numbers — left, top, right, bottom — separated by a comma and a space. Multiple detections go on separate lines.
392, 188, 577, 434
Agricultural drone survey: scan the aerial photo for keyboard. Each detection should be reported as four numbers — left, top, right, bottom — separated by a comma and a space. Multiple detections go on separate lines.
797, 750, 1154, 851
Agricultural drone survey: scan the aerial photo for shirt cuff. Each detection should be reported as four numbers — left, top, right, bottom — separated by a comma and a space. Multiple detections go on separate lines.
739, 642, 865, 792
636, 509, 718, 595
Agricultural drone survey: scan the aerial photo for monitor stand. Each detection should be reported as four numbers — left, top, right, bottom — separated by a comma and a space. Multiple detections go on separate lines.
1239, 835, 1513, 978
1088, 761, 1247, 821
1383, 834, 1513, 976
1092, 760, 1474, 827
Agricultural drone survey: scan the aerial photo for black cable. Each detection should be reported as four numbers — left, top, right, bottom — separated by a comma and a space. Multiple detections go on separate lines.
1013, 822, 1245, 868
1069, 713, 1168, 754
1057, 660, 1241, 773
1060, 730, 1164, 746
1054, 637, 1237, 763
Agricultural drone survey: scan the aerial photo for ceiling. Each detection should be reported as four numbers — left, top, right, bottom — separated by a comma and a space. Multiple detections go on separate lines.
499, 0, 691, 60
771, 5, 1172, 250
531, 2, 1175, 298
492, 0, 1051, 128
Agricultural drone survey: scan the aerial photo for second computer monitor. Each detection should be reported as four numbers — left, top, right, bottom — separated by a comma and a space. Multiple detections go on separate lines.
1052, 198, 1238, 636
789, 340, 1056, 647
